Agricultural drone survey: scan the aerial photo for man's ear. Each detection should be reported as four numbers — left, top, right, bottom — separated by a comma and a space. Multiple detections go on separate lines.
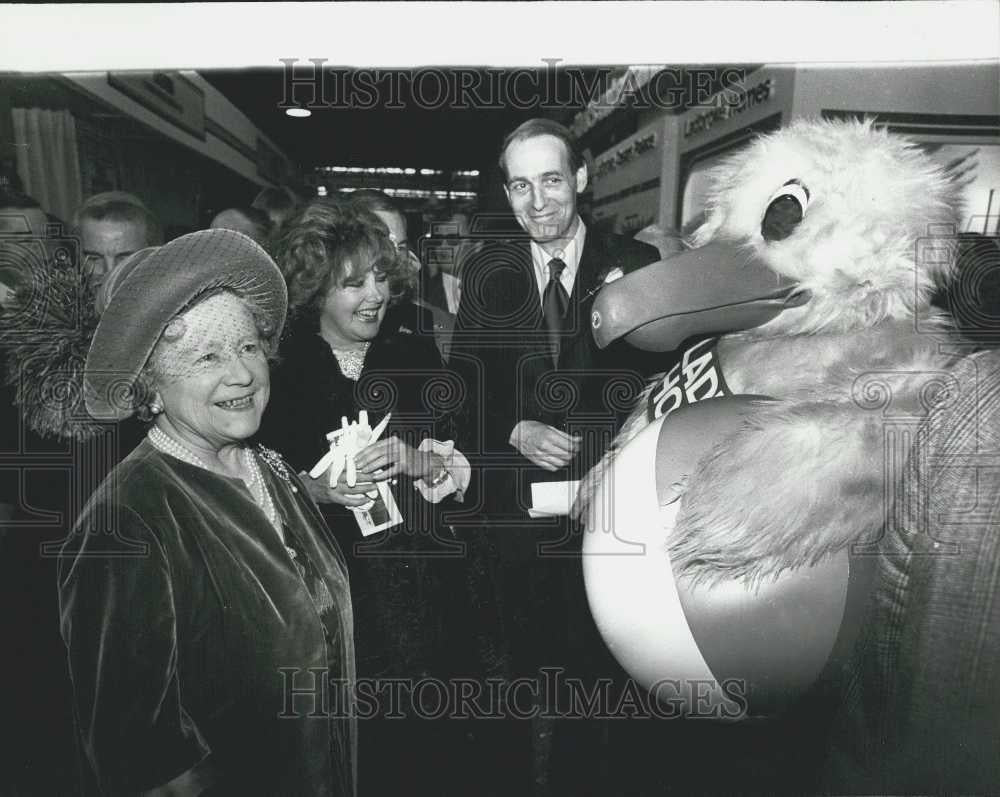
575, 162, 589, 195
502, 182, 511, 206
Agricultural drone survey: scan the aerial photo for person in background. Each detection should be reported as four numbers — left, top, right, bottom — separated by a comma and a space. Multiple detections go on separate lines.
0, 203, 164, 795
74, 191, 162, 291
423, 212, 471, 318
57, 229, 356, 796
349, 188, 455, 361
823, 345, 1000, 794
252, 184, 302, 239
262, 199, 494, 795
0, 180, 83, 794
209, 206, 272, 246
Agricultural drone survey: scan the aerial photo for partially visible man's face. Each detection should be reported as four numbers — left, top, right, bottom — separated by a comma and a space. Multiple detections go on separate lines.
374, 209, 409, 256
503, 134, 588, 247
80, 218, 149, 286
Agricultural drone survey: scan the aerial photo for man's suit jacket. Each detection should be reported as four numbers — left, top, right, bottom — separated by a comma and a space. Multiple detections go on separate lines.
450, 228, 659, 525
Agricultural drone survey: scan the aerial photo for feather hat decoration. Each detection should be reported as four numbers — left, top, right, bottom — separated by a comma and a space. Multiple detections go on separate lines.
0, 263, 104, 440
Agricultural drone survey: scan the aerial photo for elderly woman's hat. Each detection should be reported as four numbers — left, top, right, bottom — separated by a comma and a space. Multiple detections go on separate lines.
85, 228, 286, 420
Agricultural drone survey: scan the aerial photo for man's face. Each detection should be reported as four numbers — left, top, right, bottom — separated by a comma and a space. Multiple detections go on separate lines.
503, 134, 588, 246
80, 218, 149, 287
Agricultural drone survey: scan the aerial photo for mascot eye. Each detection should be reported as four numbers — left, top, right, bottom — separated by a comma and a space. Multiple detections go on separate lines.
761, 180, 810, 242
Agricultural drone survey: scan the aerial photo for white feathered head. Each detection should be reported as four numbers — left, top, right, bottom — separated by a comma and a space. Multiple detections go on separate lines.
690, 118, 964, 334
593, 118, 967, 349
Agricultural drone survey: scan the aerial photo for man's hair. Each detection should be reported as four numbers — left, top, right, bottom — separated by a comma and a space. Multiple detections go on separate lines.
498, 118, 584, 180
209, 207, 272, 244
349, 188, 402, 217
251, 185, 301, 228
74, 192, 162, 246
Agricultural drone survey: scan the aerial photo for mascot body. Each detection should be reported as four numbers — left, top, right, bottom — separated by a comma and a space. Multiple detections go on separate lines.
581, 119, 970, 717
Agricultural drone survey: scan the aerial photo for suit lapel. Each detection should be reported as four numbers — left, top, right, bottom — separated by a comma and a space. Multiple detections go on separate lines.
557, 233, 606, 365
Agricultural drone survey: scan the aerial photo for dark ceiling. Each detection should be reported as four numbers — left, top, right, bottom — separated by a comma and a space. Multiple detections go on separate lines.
202, 65, 754, 173
202, 66, 601, 172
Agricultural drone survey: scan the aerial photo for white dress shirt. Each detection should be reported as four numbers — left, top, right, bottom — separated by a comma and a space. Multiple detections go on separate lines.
441, 272, 461, 315
530, 217, 586, 304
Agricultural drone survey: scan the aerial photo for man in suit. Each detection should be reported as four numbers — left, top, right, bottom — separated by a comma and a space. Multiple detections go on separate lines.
454, 118, 658, 540
450, 118, 659, 793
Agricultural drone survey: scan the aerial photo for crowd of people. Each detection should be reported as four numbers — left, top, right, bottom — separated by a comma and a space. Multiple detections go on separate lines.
1, 116, 998, 797
0, 117, 672, 797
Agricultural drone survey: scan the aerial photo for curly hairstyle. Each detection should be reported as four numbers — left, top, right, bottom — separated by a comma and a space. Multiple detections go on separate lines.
272, 198, 416, 321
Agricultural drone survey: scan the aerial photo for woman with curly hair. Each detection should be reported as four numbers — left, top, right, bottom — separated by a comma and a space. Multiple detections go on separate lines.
259, 199, 497, 795
264, 198, 465, 511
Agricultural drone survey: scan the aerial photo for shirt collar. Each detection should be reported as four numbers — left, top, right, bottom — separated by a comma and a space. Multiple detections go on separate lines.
531, 216, 586, 290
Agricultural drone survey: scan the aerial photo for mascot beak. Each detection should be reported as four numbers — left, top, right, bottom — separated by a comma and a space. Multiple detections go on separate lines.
591, 240, 808, 351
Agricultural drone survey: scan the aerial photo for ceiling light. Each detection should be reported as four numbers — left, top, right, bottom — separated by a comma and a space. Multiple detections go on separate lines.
285, 107, 311, 118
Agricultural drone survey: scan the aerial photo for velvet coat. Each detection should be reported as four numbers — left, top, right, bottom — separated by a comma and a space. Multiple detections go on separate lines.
57, 441, 356, 796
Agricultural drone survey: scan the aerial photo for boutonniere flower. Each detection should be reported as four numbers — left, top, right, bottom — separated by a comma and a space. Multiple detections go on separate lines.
584, 264, 624, 302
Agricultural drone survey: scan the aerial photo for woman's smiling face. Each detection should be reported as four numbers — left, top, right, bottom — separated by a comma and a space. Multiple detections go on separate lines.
151, 291, 270, 454
319, 258, 390, 349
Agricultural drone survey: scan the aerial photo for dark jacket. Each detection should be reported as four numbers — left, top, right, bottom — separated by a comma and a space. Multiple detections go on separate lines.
58, 442, 356, 796
449, 229, 660, 529
0, 347, 147, 796
822, 348, 1000, 794
258, 310, 508, 795
258, 310, 500, 681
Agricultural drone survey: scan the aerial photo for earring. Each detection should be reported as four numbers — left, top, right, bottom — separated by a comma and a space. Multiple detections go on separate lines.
150, 400, 163, 415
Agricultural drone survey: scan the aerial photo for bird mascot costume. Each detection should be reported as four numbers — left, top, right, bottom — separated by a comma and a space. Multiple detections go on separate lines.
579, 118, 977, 721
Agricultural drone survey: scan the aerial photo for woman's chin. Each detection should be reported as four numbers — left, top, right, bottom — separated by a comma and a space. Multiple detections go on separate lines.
352, 320, 382, 340
209, 413, 263, 444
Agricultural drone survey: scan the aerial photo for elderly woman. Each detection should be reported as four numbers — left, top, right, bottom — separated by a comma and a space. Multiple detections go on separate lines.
57, 229, 355, 796
260, 200, 496, 794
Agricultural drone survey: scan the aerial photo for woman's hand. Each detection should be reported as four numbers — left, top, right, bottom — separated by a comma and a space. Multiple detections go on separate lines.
353, 435, 443, 482
299, 467, 379, 508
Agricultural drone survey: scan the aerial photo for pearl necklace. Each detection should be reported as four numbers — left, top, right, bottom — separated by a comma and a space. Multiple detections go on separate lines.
330, 341, 370, 381
147, 426, 293, 556
241, 446, 281, 532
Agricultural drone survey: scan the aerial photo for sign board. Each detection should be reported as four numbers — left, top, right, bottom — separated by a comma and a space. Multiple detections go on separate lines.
592, 120, 666, 235
108, 71, 206, 140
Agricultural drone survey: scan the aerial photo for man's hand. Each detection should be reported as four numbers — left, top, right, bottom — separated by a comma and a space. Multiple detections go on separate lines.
353, 435, 441, 482
509, 420, 581, 472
